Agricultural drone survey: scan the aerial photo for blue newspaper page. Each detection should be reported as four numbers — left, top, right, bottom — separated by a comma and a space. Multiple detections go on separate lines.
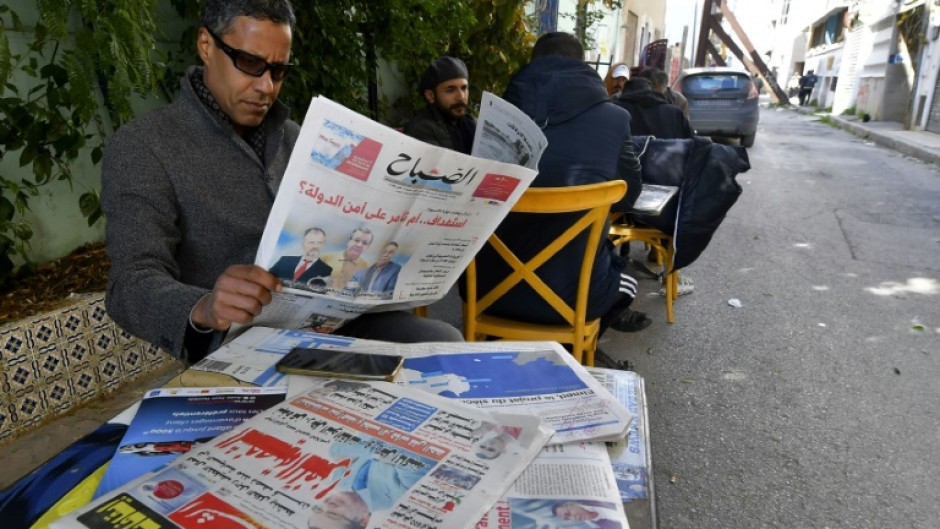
192, 327, 632, 443
94, 387, 287, 500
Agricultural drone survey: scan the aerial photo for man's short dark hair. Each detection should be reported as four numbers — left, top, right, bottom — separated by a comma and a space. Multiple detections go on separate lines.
531, 32, 584, 60
643, 68, 669, 92
201, 0, 296, 35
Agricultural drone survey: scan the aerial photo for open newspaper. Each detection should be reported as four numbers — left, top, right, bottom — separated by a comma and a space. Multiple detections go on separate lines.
190, 327, 632, 443
251, 94, 544, 332
52, 379, 553, 529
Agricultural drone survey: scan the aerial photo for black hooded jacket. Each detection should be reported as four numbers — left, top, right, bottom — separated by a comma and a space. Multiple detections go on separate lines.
615, 78, 694, 139
630, 135, 750, 270
465, 56, 642, 325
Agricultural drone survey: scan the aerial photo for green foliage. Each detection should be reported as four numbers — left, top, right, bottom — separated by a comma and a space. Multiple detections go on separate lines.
463, 0, 535, 106
279, 0, 476, 122
567, 0, 622, 50
166, 1, 533, 127
0, 0, 165, 284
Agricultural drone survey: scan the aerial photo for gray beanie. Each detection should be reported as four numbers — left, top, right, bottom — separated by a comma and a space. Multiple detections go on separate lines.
420, 56, 469, 92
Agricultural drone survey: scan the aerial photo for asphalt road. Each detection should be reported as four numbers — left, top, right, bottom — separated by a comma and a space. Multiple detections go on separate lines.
433, 106, 940, 528
612, 108, 940, 529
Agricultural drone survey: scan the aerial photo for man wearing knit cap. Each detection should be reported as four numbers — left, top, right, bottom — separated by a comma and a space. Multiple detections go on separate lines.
404, 56, 477, 154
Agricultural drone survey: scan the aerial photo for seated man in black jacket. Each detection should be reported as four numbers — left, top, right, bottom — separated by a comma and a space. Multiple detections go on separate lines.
469, 32, 651, 336
616, 70, 695, 291
615, 71, 693, 139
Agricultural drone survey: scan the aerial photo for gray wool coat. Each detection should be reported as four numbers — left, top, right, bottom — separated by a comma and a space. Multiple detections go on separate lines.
101, 67, 300, 359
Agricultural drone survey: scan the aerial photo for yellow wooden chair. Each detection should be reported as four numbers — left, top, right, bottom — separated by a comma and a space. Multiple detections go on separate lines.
608, 214, 678, 323
463, 180, 627, 366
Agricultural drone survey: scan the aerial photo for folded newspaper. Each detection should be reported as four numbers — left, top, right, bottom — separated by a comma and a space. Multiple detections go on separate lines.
250, 94, 544, 332
631, 184, 678, 216
478, 441, 630, 529
191, 326, 633, 443
52, 379, 553, 529
590, 368, 655, 529
93, 387, 288, 500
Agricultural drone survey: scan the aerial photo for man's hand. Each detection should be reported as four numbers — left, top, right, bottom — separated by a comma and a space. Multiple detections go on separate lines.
191, 265, 282, 331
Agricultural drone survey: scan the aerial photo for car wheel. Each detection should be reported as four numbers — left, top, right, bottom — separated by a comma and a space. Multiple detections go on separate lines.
741, 133, 756, 148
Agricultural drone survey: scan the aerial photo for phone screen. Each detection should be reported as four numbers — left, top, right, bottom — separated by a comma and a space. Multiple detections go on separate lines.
275, 347, 404, 380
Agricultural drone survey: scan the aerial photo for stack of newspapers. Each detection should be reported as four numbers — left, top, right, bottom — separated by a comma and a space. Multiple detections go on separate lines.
52, 96, 654, 529
53, 328, 654, 529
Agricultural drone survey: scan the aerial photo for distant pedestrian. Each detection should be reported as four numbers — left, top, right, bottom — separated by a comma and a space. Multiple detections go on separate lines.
798, 70, 818, 106
787, 73, 800, 98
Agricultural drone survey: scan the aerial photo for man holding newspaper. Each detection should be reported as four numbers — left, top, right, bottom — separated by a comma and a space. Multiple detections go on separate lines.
101, 0, 461, 363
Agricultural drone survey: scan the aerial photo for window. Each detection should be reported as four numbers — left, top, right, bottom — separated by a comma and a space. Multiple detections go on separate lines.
810, 9, 847, 48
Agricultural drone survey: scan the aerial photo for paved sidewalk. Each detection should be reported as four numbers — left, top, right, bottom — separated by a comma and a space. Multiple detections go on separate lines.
789, 103, 940, 166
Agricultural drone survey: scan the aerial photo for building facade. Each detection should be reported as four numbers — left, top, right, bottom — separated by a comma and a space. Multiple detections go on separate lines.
532, 0, 667, 75
766, 0, 940, 130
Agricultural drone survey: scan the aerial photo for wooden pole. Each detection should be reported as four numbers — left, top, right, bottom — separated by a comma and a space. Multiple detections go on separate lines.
716, 0, 789, 104
694, 0, 715, 67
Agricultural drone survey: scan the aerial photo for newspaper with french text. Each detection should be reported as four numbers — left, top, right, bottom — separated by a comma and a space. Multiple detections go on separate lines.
477, 441, 630, 529
588, 368, 656, 529
52, 378, 553, 529
250, 94, 544, 332
94, 387, 288, 501
190, 327, 632, 443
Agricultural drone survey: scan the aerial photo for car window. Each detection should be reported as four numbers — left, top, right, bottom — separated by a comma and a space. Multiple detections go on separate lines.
681, 74, 751, 95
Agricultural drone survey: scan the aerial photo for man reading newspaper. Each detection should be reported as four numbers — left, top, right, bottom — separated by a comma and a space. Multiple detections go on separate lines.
102, 0, 461, 363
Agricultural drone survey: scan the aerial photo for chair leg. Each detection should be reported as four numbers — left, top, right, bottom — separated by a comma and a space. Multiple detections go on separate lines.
570, 337, 584, 364
664, 269, 676, 324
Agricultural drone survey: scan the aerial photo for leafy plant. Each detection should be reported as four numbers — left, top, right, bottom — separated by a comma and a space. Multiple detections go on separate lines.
463, 0, 535, 104
566, 0, 622, 50
276, 1, 475, 124
167, 0, 532, 126
0, 1, 164, 283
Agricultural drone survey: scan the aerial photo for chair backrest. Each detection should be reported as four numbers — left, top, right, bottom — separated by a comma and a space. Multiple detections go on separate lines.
465, 180, 627, 327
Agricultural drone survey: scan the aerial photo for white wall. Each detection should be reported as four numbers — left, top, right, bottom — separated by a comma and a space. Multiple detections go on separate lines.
909, 3, 940, 129
554, 0, 666, 74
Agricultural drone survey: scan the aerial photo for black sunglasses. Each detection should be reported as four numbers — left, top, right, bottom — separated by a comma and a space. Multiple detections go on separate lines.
205, 27, 294, 82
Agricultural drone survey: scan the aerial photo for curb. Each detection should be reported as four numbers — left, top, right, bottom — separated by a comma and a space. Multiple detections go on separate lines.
788, 105, 940, 167
828, 116, 940, 167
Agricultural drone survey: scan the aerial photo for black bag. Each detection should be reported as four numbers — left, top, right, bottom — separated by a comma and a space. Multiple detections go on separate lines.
629, 136, 750, 270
